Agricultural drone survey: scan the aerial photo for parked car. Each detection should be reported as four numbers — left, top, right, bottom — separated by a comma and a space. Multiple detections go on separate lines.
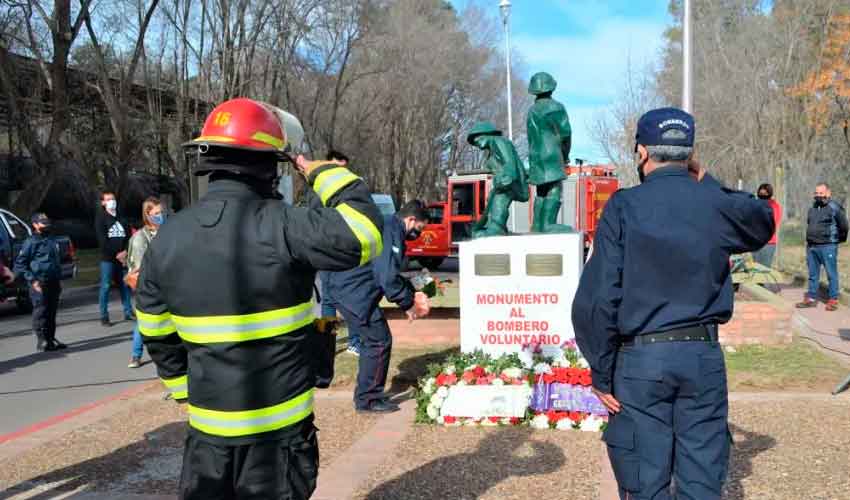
0, 209, 77, 313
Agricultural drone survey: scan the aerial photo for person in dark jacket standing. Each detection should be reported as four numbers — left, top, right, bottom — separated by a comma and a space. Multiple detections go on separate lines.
327, 201, 430, 413
14, 213, 67, 352
95, 191, 134, 326
135, 98, 384, 500
572, 108, 774, 500
797, 182, 848, 311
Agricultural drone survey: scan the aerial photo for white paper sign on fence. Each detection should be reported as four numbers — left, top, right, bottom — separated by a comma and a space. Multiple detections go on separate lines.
439, 385, 532, 419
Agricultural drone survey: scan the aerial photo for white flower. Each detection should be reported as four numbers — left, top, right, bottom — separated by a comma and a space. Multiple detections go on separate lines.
443, 365, 456, 375
533, 362, 553, 374
522, 380, 531, 388
500, 417, 513, 425
463, 418, 479, 427
501, 367, 523, 379
491, 378, 505, 386
426, 404, 439, 420
484, 365, 495, 374
577, 358, 590, 369
480, 418, 499, 427
436, 415, 445, 425
429, 393, 444, 407
456, 380, 467, 386
422, 381, 434, 395
580, 416, 605, 432
530, 414, 550, 429
518, 350, 534, 368
436, 386, 449, 399
556, 418, 575, 430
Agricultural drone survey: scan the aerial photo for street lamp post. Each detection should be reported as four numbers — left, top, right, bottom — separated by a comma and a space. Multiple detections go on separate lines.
682, 0, 693, 112
500, 0, 513, 140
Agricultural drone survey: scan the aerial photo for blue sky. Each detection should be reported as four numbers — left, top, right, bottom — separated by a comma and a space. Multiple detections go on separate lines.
451, 0, 673, 162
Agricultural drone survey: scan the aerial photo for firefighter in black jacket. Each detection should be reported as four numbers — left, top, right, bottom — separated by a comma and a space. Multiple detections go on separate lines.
135, 98, 384, 500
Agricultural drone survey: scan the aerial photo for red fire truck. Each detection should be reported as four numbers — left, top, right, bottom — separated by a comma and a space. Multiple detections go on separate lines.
406, 164, 619, 268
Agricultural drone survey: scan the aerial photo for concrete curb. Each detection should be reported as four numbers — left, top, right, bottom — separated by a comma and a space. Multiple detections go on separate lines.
312, 399, 416, 500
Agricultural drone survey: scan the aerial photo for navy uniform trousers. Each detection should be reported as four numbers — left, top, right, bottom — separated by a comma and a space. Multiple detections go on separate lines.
337, 302, 393, 409
603, 339, 731, 500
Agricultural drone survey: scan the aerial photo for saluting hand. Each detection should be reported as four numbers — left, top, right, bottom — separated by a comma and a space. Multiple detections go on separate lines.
294, 155, 343, 177
592, 387, 622, 414
32, 280, 42, 293
687, 158, 706, 182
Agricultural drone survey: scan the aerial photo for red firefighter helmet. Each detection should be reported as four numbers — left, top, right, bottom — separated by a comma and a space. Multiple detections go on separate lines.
185, 98, 286, 153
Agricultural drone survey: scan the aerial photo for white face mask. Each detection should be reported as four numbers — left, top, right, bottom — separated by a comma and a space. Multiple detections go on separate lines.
105, 200, 117, 212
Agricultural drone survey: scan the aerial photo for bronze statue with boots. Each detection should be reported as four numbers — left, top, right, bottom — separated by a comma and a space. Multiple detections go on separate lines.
527, 71, 573, 233
467, 122, 529, 238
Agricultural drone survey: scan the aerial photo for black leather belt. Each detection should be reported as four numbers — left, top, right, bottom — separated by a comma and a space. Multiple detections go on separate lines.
620, 324, 718, 346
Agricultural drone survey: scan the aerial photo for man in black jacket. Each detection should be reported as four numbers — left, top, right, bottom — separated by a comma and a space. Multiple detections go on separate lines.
797, 182, 849, 311
14, 213, 67, 352
95, 191, 134, 326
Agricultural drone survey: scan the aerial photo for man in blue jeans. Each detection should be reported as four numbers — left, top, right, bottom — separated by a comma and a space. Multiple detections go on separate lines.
95, 191, 134, 325
797, 182, 848, 311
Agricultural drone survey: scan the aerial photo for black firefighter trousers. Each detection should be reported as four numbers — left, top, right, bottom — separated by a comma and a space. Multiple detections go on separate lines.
180, 422, 319, 500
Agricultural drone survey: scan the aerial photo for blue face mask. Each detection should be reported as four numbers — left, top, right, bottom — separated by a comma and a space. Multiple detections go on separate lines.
150, 213, 165, 226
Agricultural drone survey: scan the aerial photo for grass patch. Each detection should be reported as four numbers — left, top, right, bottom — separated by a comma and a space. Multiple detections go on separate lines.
67, 248, 102, 288
331, 329, 457, 392
725, 340, 848, 392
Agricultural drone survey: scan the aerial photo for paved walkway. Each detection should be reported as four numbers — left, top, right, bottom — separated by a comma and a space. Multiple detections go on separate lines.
777, 285, 850, 358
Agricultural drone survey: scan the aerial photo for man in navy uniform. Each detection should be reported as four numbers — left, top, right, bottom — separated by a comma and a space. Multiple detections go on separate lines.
572, 108, 774, 500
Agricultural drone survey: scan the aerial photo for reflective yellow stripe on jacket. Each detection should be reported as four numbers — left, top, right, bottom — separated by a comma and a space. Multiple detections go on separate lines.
171, 301, 315, 344
188, 388, 315, 437
162, 374, 188, 399
313, 167, 360, 205
136, 310, 177, 337
337, 203, 383, 265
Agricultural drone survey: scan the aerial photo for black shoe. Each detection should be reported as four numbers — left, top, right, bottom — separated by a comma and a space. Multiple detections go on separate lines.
52, 340, 67, 349
101, 318, 111, 327
43, 342, 60, 352
356, 400, 400, 414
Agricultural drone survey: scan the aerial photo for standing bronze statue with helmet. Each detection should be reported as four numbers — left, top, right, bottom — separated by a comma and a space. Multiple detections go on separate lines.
467, 121, 529, 237
135, 97, 384, 500
527, 71, 573, 233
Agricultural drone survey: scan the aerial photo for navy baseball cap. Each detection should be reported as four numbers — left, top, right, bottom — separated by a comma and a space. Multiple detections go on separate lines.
634, 107, 695, 151
31, 213, 50, 224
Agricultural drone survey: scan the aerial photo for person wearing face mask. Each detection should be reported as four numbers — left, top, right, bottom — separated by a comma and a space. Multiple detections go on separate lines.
572, 108, 774, 500
125, 197, 164, 368
752, 183, 783, 269
95, 191, 134, 326
326, 200, 431, 413
14, 213, 67, 352
797, 182, 848, 311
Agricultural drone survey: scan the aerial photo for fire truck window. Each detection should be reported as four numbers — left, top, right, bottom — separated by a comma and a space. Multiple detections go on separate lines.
427, 206, 444, 224
452, 184, 474, 216
478, 181, 486, 214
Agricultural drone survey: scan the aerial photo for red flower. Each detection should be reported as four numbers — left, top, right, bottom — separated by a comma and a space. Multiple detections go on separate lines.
543, 373, 556, 384
578, 372, 592, 386
462, 371, 477, 384
568, 411, 583, 423
488, 416, 501, 423
555, 368, 570, 384
512, 378, 525, 385
443, 416, 457, 424
436, 373, 457, 386
472, 365, 486, 378
509, 417, 521, 425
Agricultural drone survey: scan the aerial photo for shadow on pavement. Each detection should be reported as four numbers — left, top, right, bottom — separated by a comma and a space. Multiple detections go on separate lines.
0, 377, 156, 396
839, 329, 850, 341
385, 347, 457, 397
0, 331, 133, 376
0, 422, 185, 500
723, 423, 777, 500
363, 427, 565, 500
